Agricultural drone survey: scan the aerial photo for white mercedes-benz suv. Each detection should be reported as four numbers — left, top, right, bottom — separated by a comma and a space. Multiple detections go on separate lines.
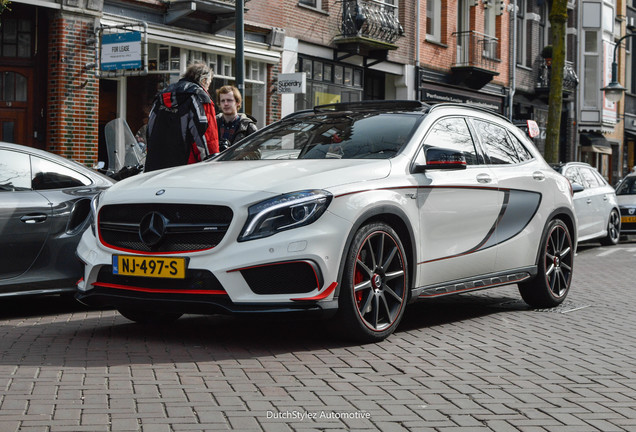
76, 101, 577, 342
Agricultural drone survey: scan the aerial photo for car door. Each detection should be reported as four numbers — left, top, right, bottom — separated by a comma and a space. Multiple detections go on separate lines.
562, 166, 596, 240
468, 119, 547, 273
414, 116, 501, 289
578, 166, 606, 237
0, 148, 52, 280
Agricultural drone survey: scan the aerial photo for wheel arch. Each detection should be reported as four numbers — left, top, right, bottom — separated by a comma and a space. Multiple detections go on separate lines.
333, 205, 417, 301
536, 206, 577, 265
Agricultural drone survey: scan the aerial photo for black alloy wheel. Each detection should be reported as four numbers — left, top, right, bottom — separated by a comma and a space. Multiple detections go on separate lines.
519, 219, 573, 308
337, 222, 408, 342
600, 209, 621, 246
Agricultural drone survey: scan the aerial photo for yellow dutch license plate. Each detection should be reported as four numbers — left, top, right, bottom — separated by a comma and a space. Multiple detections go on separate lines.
621, 216, 636, 223
113, 255, 186, 279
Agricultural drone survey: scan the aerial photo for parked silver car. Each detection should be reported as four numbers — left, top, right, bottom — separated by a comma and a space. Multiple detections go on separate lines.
553, 162, 620, 245
615, 172, 636, 235
0, 142, 114, 296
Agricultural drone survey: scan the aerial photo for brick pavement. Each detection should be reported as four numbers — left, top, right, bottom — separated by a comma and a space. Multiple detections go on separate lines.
0, 241, 635, 431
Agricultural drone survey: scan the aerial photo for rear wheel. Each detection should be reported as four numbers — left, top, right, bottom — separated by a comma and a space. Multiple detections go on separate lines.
600, 209, 621, 246
336, 222, 408, 343
519, 219, 573, 308
117, 308, 182, 325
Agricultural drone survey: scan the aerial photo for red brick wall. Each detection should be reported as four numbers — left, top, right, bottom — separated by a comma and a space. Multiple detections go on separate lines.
47, 12, 99, 166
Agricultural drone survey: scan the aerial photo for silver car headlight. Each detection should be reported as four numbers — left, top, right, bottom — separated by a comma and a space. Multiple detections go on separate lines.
90, 192, 102, 236
238, 190, 333, 242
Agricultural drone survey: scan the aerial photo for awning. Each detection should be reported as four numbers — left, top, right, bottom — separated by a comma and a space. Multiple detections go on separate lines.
580, 132, 613, 155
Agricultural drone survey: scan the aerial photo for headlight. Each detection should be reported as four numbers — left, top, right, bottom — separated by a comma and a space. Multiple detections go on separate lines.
239, 190, 333, 242
89, 192, 101, 236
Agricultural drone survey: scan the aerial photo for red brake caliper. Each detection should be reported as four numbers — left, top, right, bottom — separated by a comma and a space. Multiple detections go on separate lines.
354, 259, 364, 306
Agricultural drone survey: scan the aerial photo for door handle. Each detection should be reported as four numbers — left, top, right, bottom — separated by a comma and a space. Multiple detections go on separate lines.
532, 171, 546, 181
21, 214, 47, 223
586, 199, 592, 204
476, 173, 492, 184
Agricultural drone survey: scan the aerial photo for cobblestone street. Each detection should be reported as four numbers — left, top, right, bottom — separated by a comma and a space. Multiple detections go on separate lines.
0, 241, 635, 431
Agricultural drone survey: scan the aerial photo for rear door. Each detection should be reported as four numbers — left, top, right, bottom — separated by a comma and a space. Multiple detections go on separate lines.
563, 166, 596, 240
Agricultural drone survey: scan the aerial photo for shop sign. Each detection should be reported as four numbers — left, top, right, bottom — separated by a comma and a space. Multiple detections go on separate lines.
101, 32, 142, 71
278, 73, 306, 94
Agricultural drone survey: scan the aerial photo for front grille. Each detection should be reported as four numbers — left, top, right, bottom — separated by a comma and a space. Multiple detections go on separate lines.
620, 208, 636, 232
96, 265, 226, 293
98, 204, 233, 252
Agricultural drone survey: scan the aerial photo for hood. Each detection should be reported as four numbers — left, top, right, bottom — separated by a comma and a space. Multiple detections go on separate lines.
109, 159, 391, 196
617, 195, 636, 206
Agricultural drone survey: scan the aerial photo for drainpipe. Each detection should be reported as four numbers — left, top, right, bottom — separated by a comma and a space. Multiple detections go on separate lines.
509, 0, 517, 121
236, 0, 245, 113
416, 0, 421, 100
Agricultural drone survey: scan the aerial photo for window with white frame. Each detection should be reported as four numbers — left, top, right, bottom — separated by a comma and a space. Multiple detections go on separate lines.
427, 0, 442, 42
583, 30, 599, 107
484, 0, 498, 59
299, 0, 322, 9
516, 0, 530, 66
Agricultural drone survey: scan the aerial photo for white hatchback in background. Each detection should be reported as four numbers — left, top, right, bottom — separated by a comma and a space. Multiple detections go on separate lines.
76, 101, 578, 343
552, 162, 620, 245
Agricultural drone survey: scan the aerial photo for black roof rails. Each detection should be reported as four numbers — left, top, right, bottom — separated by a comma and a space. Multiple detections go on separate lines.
425, 102, 511, 123
314, 100, 430, 112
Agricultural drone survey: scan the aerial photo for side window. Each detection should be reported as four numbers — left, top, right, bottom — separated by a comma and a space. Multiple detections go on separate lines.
472, 119, 520, 164
422, 117, 479, 165
507, 131, 534, 162
590, 169, 608, 186
0, 149, 31, 191
563, 167, 584, 187
579, 167, 600, 188
31, 156, 91, 190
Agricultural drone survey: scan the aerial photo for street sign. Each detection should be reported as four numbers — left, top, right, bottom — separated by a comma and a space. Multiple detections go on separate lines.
101, 31, 142, 71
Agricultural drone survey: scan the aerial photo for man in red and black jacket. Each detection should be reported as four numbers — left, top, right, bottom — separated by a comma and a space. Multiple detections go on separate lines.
144, 62, 219, 172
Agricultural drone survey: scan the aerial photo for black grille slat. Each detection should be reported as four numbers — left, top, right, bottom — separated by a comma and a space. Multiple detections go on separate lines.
99, 204, 233, 252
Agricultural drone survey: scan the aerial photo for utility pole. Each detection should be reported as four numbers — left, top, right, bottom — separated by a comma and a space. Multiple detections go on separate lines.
235, 0, 245, 113
544, 0, 568, 163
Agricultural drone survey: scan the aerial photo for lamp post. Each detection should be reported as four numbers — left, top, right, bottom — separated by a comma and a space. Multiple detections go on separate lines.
601, 33, 634, 103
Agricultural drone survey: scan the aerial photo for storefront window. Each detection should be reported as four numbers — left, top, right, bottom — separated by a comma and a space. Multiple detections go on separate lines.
295, 57, 363, 111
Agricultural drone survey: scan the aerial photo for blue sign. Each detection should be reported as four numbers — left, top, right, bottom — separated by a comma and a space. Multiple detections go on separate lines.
101, 32, 142, 71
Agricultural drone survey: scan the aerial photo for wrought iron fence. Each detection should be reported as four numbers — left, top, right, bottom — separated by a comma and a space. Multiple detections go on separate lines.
452, 31, 499, 71
340, 0, 404, 44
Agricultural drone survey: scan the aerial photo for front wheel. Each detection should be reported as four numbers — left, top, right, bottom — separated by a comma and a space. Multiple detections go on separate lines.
600, 209, 621, 246
117, 308, 183, 325
518, 219, 573, 308
336, 222, 409, 343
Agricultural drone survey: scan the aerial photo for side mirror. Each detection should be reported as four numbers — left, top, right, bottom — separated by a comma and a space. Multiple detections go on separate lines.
414, 147, 467, 172
94, 161, 105, 170
571, 182, 585, 193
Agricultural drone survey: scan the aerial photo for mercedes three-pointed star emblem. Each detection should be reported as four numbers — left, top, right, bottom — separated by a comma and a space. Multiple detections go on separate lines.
139, 212, 168, 247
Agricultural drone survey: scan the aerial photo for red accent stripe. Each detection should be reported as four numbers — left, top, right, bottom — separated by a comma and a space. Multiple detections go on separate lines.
93, 282, 227, 295
162, 92, 172, 108
76, 277, 84, 286
291, 282, 337, 302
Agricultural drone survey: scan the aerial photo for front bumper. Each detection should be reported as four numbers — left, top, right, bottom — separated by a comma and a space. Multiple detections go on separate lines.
76, 210, 349, 315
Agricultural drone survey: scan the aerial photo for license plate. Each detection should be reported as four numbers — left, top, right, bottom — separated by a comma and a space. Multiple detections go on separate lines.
113, 255, 186, 279
621, 216, 636, 223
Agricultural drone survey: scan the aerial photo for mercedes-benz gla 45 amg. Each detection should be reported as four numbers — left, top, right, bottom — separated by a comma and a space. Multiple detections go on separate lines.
76, 101, 577, 342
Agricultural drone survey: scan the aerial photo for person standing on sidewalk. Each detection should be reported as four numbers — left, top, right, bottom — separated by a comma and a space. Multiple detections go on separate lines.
216, 85, 258, 151
144, 62, 219, 172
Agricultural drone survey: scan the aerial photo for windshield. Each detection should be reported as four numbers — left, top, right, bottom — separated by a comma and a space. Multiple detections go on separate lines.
217, 112, 422, 161
616, 176, 636, 195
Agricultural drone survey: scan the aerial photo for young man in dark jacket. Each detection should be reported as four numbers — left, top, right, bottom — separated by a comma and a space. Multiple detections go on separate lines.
216, 85, 258, 151
144, 62, 219, 172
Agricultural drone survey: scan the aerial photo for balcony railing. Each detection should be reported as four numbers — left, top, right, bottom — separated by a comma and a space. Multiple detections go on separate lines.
536, 59, 579, 94
452, 31, 499, 71
339, 0, 404, 45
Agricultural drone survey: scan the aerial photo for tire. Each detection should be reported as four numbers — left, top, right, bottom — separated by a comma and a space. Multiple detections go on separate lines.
600, 209, 621, 246
336, 222, 409, 343
518, 219, 573, 308
117, 308, 182, 325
